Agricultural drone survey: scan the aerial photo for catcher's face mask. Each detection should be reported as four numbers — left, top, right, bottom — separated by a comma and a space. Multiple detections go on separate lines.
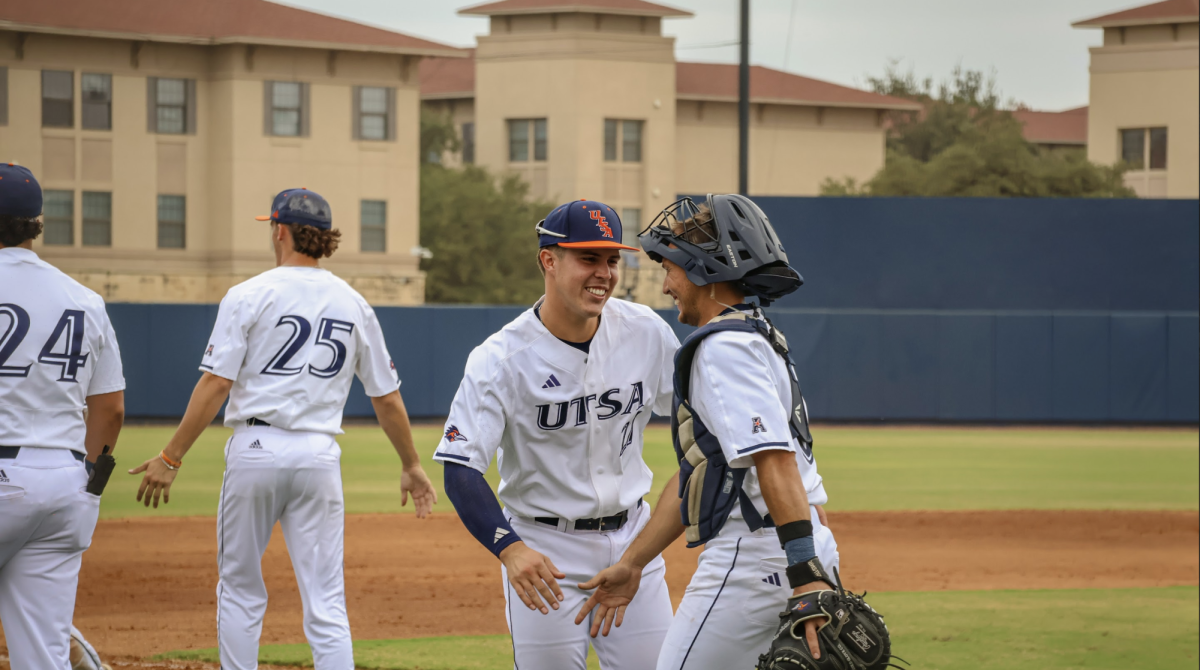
637, 196, 721, 284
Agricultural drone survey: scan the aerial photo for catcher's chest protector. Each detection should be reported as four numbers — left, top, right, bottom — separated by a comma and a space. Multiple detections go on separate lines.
672, 312, 814, 548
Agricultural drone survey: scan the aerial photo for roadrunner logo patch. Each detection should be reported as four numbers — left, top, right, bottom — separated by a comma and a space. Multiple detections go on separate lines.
444, 425, 468, 443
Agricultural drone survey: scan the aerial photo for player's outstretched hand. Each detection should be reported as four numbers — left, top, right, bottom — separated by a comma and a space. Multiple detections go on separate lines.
500, 542, 566, 615
400, 464, 437, 519
128, 454, 179, 509
576, 560, 642, 638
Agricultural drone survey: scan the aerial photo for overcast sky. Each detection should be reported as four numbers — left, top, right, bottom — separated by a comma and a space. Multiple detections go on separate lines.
282, 0, 1144, 111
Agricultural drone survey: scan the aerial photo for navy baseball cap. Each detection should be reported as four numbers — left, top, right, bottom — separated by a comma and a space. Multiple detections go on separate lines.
535, 199, 637, 251
255, 188, 332, 230
0, 163, 42, 218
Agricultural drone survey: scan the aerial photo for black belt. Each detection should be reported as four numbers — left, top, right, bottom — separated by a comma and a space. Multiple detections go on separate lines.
0, 446, 85, 462
536, 500, 642, 532
246, 418, 271, 427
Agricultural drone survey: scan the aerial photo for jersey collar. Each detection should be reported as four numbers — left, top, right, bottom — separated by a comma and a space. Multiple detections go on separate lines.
0, 247, 39, 264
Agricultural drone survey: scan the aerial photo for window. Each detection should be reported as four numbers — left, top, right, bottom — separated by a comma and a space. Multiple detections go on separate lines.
43, 190, 75, 246
0, 67, 8, 126
355, 86, 393, 141
361, 200, 386, 252
1121, 127, 1168, 170
604, 120, 618, 161
150, 78, 193, 134
82, 192, 112, 247
157, 195, 186, 249
462, 122, 475, 164
1149, 127, 1168, 169
621, 208, 641, 248
81, 73, 112, 130
42, 70, 74, 128
604, 119, 643, 162
266, 81, 307, 137
621, 121, 642, 162
508, 119, 547, 162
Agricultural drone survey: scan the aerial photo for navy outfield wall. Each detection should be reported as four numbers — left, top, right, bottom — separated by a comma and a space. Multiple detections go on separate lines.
107, 196, 1199, 423
108, 304, 1198, 423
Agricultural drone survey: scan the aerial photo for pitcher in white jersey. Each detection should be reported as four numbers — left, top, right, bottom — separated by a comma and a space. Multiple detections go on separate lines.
434, 200, 680, 669
0, 164, 126, 670
130, 188, 437, 670
576, 195, 840, 669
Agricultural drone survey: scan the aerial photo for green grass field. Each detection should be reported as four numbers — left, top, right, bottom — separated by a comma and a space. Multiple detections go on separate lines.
117, 423, 1198, 669
101, 424, 1200, 518
156, 587, 1200, 670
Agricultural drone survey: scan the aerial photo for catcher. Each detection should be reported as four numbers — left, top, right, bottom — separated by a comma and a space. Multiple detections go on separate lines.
574, 195, 892, 670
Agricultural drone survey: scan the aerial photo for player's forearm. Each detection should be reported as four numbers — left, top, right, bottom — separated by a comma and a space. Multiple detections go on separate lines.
754, 449, 812, 526
84, 390, 124, 461
371, 390, 421, 469
620, 470, 685, 570
164, 373, 233, 461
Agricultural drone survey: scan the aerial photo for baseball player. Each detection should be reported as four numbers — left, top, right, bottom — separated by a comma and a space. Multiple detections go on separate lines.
0, 164, 126, 670
434, 200, 680, 669
575, 195, 840, 669
130, 188, 437, 670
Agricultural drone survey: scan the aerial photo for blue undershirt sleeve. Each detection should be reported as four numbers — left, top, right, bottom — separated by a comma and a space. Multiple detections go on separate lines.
443, 462, 521, 558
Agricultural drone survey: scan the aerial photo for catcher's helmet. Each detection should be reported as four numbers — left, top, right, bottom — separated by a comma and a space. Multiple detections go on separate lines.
638, 194, 802, 305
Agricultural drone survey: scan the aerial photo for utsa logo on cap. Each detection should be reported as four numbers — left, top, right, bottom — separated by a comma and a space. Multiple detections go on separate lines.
255, 188, 332, 230
534, 199, 638, 251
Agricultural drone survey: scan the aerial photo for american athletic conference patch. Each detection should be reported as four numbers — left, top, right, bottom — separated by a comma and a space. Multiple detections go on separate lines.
444, 425, 468, 442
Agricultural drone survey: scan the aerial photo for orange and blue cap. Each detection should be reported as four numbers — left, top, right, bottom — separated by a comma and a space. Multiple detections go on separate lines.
255, 188, 332, 230
535, 199, 638, 251
0, 163, 42, 218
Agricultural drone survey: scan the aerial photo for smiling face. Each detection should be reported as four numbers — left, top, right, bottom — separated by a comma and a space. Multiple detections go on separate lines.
542, 246, 621, 320
661, 257, 707, 326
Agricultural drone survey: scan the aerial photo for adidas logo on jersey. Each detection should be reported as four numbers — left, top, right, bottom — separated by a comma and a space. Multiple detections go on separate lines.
0, 469, 8, 483
762, 572, 782, 587
249, 440, 263, 449
541, 374, 562, 389
494, 528, 510, 544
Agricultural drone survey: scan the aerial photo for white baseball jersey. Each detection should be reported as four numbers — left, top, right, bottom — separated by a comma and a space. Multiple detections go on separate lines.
433, 298, 680, 521
201, 266, 398, 434
689, 310, 828, 521
0, 247, 125, 452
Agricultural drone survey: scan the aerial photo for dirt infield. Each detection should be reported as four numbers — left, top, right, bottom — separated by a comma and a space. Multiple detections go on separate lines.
1, 509, 1196, 667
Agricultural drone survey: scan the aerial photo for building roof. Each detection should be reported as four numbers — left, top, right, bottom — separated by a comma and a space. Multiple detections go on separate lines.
1013, 106, 1088, 146
420, 51, 476, 99
0, 0, 462, 57
459, 0, 692, 18
1073, 0, 1198, 28
418, 56, 921, 110
675, 62, 921, 110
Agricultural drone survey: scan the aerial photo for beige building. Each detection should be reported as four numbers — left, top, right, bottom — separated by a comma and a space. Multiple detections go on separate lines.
422, 0, 918, 305
0, 0, 460, 304
1074, 0, 1199, 198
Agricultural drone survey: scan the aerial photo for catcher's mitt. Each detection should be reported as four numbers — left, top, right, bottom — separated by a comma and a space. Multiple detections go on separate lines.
756, 585, 897, 670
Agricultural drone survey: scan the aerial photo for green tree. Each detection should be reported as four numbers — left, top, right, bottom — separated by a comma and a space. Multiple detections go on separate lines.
821, 64, 1135, 198
419, 109, 553, 304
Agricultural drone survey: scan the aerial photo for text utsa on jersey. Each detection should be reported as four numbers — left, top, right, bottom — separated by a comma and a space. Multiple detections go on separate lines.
535, 380, 646, 430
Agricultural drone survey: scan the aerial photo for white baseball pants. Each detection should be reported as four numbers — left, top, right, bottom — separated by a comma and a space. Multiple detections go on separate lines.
0, 447, 99, 670
656, 506, 840, 670
503, 502, 674, 670
216, 426, 352, 670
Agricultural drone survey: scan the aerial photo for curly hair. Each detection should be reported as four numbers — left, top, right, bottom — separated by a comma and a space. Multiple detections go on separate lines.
0, 215, 44, 247
286, 224, 341, 259
671, 205, 718, 246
